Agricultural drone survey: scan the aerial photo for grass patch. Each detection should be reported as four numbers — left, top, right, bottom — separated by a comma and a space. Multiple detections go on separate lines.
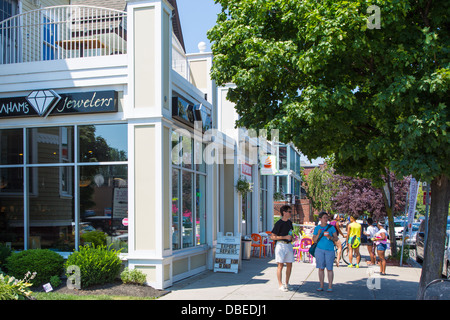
33, 292, 157, 300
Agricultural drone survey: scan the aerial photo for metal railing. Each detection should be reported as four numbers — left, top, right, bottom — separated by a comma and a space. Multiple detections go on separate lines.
0, 5, 127, 64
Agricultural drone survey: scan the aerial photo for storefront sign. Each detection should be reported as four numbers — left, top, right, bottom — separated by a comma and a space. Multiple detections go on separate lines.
260, 155, 278, 175
214, 232, 241, 274
241, 163, 252, 177
0, 90, 118, 118
113, 188, 128, 219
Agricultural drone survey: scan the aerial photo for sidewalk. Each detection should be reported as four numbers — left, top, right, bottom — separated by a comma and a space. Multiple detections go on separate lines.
158, 253, 422, 300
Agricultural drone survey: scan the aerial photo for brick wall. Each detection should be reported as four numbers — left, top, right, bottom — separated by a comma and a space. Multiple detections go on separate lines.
274, 198, 313, 224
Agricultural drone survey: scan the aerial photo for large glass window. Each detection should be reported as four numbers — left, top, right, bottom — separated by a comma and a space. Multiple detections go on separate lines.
28, 166, 75, 251
28, 126, 74, 164
278, 146, 287, 171
0, 167, 24, 250
259, 175, 268, 232
171, 130, 207, 250
196, 174, 206, 245
182, 171, 193, 248
172, 168, 180, 250
79, 124, 128, 162
79, 165, 128, 252
0, 124, 128, 253
0, 128, 23, 164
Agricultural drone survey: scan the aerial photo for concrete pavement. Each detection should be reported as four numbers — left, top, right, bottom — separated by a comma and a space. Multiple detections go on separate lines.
158, 251, 422, 300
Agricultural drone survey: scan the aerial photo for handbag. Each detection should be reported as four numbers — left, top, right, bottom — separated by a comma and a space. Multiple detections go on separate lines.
308, 225, 331, 257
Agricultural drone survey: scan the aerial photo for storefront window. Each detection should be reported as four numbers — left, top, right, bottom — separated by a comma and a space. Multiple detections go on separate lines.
182, 171, 193, 248
172, 168, 180, 250
171, 129, 207, 250
0, 128, 23, 164
279, 176, 287, 194
0, 124, 128, 253
79, 165, 128, 252
259, 175, 267, 232
279, 146, 287, 171
242, 190, 252, 235
182, 135, 193, 169
0, 167, 24, 250
79, 124, 128, 162
28, 166, 75, 251
196, 174, 206, 245
28, 127, 74, 164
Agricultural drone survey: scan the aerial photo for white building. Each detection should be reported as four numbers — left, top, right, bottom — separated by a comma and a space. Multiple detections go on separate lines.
0, 0, 275, 289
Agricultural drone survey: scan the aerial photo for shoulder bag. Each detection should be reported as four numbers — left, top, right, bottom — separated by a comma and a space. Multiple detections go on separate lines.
308, 225, 331, 257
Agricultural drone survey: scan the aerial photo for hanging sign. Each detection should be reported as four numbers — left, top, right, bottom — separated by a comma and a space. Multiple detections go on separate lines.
214, 232, 241, 274
241, 163, 252, 177
260, 155, 278, 175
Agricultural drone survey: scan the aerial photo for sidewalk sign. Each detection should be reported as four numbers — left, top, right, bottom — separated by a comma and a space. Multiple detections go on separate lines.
214, 232, 241, 274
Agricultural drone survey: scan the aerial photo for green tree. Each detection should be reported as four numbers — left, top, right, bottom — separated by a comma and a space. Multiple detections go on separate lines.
208, 0, 449, 299
304, 166, 335, 213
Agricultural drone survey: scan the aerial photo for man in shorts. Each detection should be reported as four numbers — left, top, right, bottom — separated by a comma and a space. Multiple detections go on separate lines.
271, 205, 294, 292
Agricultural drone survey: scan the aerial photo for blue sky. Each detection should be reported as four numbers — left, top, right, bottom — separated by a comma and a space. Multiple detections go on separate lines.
176, 0, 222, 53
175, 0, 325, 166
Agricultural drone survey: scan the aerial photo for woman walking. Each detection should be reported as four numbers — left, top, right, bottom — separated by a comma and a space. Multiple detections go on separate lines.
346, 216, 361, 268
374, 221, 388, 275
330, 214, 344, 267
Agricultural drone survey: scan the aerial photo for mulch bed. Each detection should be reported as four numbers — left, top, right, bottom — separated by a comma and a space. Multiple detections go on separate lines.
33, 280, 170, 299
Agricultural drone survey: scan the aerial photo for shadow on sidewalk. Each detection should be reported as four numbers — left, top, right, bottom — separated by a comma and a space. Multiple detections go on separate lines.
167, 257, 276, 292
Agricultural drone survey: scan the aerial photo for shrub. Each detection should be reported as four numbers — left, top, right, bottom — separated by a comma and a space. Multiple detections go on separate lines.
81, 230, 107, 247
49, 275, 62, 288
0, 244, 12, 270
5, 249, 64, 286
0, 272, 35, 300
120, 267, 147, 285
64, 245, 122, 288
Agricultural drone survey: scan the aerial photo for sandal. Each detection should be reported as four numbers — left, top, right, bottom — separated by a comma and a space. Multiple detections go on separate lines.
316, 287, 324, 292
326, 288, 333, 292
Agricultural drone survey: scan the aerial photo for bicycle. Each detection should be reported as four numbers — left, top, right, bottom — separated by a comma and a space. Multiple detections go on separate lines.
335, 240, 349, 266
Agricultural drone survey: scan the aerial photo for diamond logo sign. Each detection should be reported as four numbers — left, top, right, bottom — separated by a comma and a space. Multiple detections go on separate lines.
26, 90, 61, 117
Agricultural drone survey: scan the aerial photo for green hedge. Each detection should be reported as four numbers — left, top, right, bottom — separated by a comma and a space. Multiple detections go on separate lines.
5, 249, 64, 287
65, 245, 122, 288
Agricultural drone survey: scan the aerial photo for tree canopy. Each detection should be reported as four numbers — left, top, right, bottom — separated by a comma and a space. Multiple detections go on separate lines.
208, 0, 449, 298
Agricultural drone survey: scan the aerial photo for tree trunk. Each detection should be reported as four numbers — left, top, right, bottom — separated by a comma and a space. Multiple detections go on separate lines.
417, 174, 450, 299
381, 176, 397, 256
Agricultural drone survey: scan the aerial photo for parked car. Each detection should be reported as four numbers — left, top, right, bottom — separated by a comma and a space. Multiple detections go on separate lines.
443, 231, 450, 279
416, 217, 450, 269
405, 222, 420, 248
386, 219, 406, 239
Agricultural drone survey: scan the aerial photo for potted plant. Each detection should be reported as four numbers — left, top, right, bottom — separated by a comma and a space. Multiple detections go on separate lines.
273, 191, 285, 201
236, 176, 253, 196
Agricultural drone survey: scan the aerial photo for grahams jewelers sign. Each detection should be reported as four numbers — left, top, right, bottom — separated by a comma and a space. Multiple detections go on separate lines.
0, 90, 118, 118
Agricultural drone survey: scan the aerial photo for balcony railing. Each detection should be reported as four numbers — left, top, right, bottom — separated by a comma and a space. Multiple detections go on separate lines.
0, 5, 127, 64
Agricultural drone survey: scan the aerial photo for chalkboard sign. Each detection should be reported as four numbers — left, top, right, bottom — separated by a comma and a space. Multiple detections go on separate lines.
214, 232, 241, 274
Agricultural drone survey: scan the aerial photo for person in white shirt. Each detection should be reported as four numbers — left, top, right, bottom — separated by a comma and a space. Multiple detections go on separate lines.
364, 218, 378, 265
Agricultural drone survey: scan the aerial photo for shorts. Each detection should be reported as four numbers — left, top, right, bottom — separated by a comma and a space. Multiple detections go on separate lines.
275, 242, 294, 264
348, 236, 361, 248
377, 243, 387, 251
315, 247, 334, 270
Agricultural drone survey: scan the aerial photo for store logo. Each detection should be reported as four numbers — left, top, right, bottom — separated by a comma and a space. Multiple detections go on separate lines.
26, 90, 61, 117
